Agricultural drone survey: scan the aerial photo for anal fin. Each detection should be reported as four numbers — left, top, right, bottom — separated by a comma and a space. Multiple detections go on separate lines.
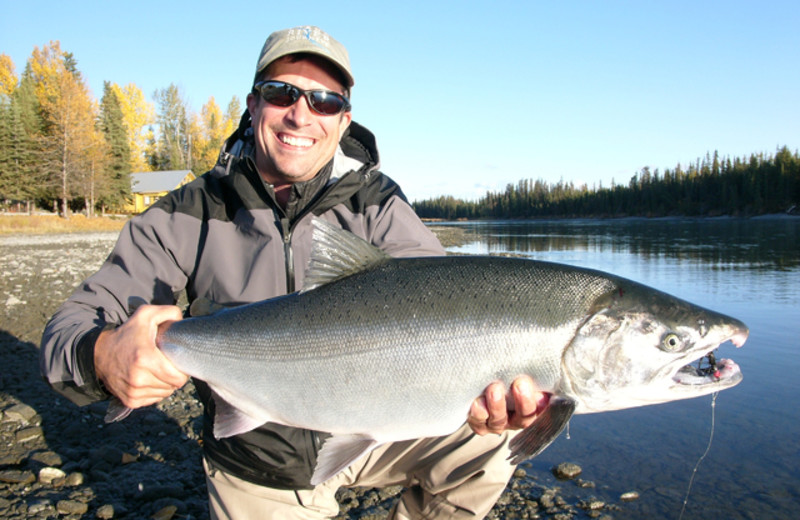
508, 396, 576, 465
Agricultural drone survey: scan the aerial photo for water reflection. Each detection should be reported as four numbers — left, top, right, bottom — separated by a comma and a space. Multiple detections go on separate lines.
442, 217, 800, 270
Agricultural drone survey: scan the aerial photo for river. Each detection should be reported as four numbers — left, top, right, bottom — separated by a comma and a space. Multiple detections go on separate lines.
434, 216, 799, 519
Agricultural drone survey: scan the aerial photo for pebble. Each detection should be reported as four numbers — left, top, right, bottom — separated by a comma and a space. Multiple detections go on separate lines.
552, 462, 583, 480
3, 403, 37, 423
57, 499, 89, 515
152, 504, 178, 520
96, 504, 116, 519
38, 466, 67, 485
621, 490, 641, 502
31, 450, 64, 467
15, 426, 43, 443
0, 469, 35, 485
65, 472, 85, 487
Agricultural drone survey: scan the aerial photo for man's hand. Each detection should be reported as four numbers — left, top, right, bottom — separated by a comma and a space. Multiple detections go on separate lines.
468, 376, 549, 435
94, 305, 188, 409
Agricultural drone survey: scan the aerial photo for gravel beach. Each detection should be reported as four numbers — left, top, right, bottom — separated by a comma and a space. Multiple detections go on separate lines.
0, 230, 623, 519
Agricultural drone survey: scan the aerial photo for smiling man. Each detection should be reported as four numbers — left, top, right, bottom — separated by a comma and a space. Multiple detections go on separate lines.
41, 26, 546, 519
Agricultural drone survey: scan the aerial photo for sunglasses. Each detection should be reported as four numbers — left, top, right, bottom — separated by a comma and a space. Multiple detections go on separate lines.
252, 80, 351, 116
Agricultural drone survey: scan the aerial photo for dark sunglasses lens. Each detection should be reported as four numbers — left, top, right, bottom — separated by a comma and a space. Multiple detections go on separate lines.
259, 83, 298, 107
308, 92, 346, 115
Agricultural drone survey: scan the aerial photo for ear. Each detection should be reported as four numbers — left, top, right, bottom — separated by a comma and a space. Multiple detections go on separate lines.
338, 110, 352, 135
246, 92, 259, 119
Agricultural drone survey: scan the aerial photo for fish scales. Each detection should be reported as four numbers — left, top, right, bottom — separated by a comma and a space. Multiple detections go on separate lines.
160, 256, 607, 435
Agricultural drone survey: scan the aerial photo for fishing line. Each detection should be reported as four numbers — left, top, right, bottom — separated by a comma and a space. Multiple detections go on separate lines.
677, 391, 718, 520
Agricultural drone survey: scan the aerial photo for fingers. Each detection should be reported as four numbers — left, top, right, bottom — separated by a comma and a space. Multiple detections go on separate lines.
94, 304, 188, 409
468, 377, 549, 436
508, 376, 549, 430
468, 382, 508, 436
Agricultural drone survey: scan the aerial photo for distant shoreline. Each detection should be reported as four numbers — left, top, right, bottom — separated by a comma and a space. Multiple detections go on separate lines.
1, 212, 796, 238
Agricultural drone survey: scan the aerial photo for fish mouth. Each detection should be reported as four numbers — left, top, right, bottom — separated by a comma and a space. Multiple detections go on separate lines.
672, 330, 747, 388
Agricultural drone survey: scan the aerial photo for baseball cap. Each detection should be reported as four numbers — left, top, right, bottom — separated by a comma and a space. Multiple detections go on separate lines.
254, 26, 354, 88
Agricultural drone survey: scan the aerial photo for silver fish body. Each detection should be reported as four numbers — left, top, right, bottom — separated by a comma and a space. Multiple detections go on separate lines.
133, 219, 749, 485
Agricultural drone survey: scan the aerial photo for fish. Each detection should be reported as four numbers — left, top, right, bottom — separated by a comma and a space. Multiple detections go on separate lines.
106, 217, 748, 486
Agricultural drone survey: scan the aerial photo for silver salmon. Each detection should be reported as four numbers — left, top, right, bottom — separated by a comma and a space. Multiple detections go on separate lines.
109, 218, 747, 485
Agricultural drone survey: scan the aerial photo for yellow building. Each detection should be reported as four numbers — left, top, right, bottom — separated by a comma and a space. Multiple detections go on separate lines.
127, 170, 196, 213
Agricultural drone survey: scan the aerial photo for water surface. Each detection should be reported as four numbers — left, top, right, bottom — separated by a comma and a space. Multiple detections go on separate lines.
437, 217, 799, 519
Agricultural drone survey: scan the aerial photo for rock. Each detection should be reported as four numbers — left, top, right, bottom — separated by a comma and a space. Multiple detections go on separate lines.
27, 499, 54, 515
121, 452, 139, 464
3, 403, 37, 423
31, 450, 63, 467
96, 504, 115, 519
552, 462, 582, 480
580, 498, 606, 510
0, 469, 36, 485
65, 472, 85, 487
620, 490, 640, 502
38, 466, 67, 485
5, 295, 23, 306
57, 499, 89, 515
15, 426, 43, 443
151, 504, 178, 520
539, 490, 557, 509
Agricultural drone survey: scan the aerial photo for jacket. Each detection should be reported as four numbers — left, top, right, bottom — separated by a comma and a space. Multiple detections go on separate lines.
40, 120, 445, 489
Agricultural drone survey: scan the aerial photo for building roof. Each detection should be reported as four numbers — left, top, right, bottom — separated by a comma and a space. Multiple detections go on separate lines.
130, 170, 194, 193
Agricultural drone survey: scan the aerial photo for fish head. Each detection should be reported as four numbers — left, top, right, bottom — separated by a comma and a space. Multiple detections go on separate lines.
562, 281, 748, 413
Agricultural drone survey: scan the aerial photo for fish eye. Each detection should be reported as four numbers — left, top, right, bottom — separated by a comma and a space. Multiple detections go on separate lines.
661, 333, 682, 352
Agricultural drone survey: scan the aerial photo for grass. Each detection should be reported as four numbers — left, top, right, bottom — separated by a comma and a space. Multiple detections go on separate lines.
0, 214, 129, 235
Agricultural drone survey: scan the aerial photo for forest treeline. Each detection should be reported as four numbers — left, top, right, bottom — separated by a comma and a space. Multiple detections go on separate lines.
0, 42, 241, 215
413, 147, 800, 220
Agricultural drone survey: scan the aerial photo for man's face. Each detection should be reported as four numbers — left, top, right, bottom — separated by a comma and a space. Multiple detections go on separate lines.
246, 57, 352, 185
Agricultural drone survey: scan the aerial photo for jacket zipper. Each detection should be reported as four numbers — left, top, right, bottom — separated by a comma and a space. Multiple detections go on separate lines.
281, 216, 294, 294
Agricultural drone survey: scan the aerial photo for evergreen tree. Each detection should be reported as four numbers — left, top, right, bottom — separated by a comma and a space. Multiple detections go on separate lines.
99, 81, 131, 209
153, 84, 190, 170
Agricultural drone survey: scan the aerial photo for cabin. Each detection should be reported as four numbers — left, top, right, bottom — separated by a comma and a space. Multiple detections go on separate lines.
127, 170, 195, 213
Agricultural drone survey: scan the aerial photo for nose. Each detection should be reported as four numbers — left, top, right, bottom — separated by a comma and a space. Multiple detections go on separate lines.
284, 94, 314, 127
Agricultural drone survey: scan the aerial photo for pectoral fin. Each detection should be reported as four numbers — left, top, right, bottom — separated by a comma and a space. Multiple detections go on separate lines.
311, 434, 380, 486
104, 397, 133, 423
508, 396, 576, 464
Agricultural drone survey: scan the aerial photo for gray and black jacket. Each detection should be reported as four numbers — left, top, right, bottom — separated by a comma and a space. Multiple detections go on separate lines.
40, 120, 445, 489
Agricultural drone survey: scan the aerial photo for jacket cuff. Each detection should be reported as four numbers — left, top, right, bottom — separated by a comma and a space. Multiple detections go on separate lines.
56, 325, 114, 405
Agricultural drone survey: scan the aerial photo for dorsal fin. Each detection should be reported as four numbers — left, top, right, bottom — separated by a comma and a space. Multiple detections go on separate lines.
302, 217, 391, 293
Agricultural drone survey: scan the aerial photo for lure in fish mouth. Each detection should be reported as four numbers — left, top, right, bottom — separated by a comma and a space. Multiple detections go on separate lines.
674, 328, 747, 387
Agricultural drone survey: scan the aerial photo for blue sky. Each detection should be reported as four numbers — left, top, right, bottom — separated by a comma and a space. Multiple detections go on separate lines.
2, 0, 798, 202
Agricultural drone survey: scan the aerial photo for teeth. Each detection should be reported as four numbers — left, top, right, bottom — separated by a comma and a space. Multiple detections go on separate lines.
280, 135, 314, 147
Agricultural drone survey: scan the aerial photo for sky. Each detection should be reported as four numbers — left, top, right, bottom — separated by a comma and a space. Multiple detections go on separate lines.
2, 0, 798, 202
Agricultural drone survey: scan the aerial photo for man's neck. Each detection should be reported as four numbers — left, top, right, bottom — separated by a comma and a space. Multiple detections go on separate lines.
272, 183, 292, 209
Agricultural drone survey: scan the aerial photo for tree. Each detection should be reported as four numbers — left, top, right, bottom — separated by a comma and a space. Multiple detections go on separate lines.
111, 82, 154, 172
99, 81, 131, 210
0, 68, 41, 211
152, 84, 190, 170
26, 41, 97, 217
0, 54, 16, 97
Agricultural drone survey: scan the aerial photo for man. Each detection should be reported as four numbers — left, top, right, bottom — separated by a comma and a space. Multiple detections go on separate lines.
41, 26, 547, 519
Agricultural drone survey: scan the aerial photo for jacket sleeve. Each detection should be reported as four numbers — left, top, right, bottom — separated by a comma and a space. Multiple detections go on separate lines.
367, 194, 446, 258
40, 207, 195, 406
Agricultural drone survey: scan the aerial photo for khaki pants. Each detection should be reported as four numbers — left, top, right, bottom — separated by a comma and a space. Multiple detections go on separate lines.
204, 424, 516, 519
